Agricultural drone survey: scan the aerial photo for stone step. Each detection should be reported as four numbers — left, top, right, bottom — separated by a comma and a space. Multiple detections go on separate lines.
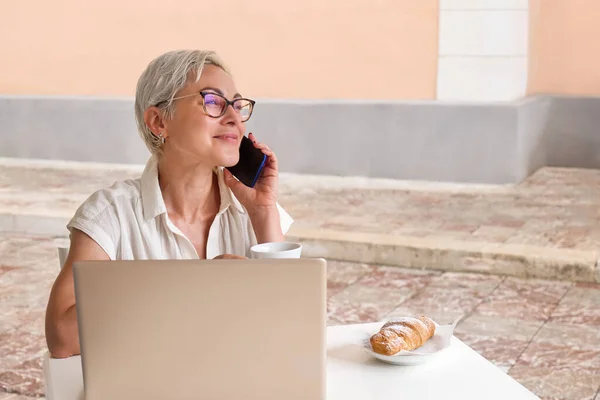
288, 227, 600, 283
2, 211, 598, 283
1, 157, 599, 283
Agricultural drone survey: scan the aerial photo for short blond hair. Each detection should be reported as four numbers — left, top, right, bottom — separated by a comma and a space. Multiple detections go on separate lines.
134, 49, 230, 155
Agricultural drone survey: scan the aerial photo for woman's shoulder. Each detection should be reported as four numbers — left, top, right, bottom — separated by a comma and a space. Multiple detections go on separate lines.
73, 177, 143, 220
67, 177, 144, 259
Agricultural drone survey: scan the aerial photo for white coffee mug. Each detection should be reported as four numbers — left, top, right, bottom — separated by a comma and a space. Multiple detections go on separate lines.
250, 241, 302, 259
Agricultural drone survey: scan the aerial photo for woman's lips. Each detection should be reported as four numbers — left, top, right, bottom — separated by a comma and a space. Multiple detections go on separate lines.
214, 133, 239, 144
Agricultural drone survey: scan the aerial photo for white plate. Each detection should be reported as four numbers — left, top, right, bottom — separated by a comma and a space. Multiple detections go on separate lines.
363, 315, 464, 365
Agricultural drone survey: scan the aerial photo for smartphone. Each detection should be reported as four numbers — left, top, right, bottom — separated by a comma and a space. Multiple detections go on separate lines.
225, 135, 267, 188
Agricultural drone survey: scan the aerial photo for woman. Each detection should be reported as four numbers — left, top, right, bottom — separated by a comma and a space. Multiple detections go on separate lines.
45, 49, 293, 358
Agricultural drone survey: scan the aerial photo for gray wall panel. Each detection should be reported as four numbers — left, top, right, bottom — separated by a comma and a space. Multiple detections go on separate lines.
1, 95, 599, 184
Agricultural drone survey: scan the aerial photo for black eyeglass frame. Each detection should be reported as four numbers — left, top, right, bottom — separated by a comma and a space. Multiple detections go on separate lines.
155, 91, 256, 122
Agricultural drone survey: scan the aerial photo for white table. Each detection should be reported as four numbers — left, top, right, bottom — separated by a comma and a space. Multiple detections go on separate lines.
44, 323, 539, 400
327, 323, 539, 399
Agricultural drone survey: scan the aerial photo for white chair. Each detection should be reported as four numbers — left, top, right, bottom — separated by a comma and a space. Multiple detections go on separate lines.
42, 246, 84, 400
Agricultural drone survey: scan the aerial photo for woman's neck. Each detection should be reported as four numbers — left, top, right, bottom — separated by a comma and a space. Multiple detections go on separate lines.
156, 153, 220, 223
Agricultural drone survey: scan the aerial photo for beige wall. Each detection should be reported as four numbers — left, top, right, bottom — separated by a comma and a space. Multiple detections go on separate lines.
0, 1, 439, 100
528, 0, 600, 96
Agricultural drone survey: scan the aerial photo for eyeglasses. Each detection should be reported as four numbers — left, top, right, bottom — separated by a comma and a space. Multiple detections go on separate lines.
158, 91, 255, 122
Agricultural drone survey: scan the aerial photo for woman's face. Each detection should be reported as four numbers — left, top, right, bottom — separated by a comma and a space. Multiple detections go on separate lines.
162, 65, 247, 167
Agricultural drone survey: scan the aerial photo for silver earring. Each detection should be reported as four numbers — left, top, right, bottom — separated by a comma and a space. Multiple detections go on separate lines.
158, 133, 165, 144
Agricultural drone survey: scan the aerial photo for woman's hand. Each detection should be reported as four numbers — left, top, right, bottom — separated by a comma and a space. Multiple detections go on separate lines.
224, 132, 284, 244
213, 254, 248, 260
224, 132, 279, 213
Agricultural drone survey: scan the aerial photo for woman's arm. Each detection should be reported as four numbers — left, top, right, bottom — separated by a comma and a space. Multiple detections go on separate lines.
248, 206, 284, 244
224, 132, 287, 244
45, 229, 109, 358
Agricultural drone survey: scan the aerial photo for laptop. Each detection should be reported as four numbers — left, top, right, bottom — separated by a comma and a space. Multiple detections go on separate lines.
73, 258, 327, 400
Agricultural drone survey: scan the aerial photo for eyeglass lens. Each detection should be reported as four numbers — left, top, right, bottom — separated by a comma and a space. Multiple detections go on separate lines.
204, 93, 252, 120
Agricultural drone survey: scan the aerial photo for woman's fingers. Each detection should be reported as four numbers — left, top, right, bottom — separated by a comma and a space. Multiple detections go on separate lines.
213, 254, 248, 260
249, 132, 258, 145
249, 134, 268, 150
248, 132, 278, 170
260, 148, 274, 157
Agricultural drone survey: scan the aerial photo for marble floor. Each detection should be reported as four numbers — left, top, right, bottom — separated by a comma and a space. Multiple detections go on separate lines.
0, 233, 599, 400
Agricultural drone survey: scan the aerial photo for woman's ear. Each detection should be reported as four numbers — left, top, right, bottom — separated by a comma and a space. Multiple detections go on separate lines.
143, 106, 167, 139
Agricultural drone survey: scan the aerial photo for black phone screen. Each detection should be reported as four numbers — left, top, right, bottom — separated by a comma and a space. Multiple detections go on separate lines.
225, 136, 267, 188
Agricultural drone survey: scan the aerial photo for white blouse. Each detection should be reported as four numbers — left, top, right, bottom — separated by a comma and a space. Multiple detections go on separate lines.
67, 155, 294, 260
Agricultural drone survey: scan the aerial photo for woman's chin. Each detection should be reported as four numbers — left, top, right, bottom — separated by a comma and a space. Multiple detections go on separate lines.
218, 154, 240, 168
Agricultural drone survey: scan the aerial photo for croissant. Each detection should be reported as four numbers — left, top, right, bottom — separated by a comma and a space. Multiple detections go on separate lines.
369, 315, 436, 356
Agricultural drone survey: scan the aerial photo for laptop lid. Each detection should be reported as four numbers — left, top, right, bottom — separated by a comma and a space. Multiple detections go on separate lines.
73, 258, 327, 400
